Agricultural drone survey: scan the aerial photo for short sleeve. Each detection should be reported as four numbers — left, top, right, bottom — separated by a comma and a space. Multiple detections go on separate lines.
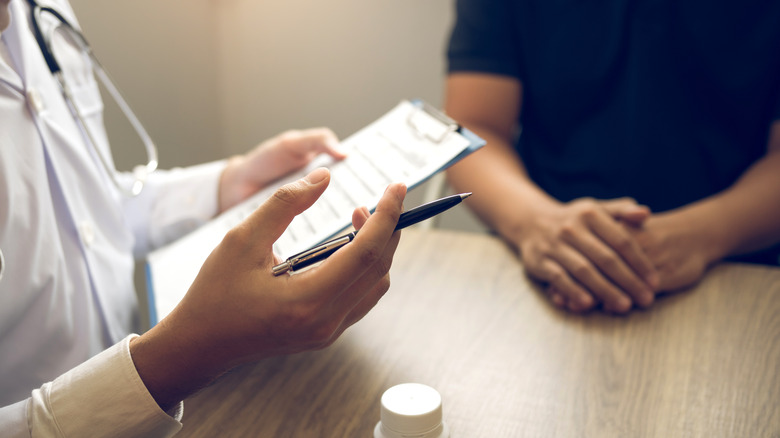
446, 0, 522, 78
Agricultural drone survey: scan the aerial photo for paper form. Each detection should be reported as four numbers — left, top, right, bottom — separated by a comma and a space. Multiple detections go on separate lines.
146, 100, 483, 324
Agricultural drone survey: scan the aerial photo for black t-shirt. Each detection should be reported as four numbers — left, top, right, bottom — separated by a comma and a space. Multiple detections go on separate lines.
447, 0, 780, 264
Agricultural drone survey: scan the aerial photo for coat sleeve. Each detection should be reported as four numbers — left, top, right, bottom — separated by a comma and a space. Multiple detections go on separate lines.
0, 400, 32, 438
0, 336, 183, 438
121, 160, 226, 258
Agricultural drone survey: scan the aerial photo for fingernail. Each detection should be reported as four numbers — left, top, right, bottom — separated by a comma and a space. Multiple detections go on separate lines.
384, 183, 407, 199
396, 183, 408, 199
305, 167, 329, 184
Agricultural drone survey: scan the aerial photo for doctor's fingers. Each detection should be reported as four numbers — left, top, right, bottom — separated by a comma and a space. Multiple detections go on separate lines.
351, 205, 372, 231
237, 167, 330, 251
333, 225, 400, 322
286, 220, 398, 349
307, 183, 405, 300
325, 272, 395, 348
319, 205, 397, 326
287, 127, 346, 160
309, 231, 398, 350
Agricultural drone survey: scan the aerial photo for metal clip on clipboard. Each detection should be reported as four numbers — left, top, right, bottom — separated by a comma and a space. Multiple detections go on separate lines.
406, 100, 460, 144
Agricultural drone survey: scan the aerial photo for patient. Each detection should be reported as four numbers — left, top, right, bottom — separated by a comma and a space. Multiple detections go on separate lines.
443, 0, 780, 313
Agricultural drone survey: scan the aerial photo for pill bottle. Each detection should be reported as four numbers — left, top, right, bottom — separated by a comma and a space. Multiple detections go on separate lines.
374, 383, 450, 438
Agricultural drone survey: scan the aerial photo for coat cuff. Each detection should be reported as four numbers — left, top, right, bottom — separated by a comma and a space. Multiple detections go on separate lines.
29, 335, 183, 438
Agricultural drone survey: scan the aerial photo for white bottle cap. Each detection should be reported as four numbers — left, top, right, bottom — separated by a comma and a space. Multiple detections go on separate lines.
376, 383, 447, 438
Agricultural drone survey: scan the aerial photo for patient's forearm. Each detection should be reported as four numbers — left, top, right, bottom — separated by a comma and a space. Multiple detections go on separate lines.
681, 148, 780, 260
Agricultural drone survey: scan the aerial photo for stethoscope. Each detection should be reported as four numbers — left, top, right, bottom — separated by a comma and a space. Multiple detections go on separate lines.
0, 1, 161, 284
26, 0, 158, 197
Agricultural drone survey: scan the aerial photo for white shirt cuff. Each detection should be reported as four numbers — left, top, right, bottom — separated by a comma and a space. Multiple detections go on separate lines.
28, 335, 183, 438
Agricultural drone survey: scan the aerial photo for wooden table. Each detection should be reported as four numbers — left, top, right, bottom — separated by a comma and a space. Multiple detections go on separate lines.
180, 229, 780, 437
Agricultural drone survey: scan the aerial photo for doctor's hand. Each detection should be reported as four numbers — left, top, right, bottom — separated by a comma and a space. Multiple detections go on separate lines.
516, 197, 659, 314
218, 128, 346, 213
130, 168, 406, 412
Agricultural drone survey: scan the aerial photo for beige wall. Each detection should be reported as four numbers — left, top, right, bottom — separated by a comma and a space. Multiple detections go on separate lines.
68, 0, 485, 231
68, 0, 220, 169
213, 0, 453, 154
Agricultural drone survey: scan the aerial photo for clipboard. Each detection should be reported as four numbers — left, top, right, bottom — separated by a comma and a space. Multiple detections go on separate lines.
145, 99, 485, 325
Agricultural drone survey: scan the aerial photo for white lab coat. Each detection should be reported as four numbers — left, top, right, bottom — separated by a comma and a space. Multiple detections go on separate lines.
0, 0, 224, 435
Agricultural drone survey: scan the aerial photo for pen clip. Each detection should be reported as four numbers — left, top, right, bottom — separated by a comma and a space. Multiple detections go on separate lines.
272, 234, 354, 276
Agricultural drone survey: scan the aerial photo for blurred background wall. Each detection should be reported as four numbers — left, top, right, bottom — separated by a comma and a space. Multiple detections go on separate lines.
68, 0, 485, 231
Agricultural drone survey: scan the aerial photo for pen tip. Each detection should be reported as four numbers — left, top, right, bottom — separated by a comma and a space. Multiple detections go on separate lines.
461, 192, 472, 200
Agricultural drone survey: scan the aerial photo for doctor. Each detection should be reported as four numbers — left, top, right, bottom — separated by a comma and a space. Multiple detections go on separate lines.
0, 0, 406, 436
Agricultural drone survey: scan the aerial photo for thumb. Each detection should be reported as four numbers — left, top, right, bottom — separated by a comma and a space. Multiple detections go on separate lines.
246, 167, 330, 249
601, 197, 651, 226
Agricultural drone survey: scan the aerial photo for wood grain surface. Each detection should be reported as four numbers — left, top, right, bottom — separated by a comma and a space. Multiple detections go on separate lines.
179, 229, 780, 437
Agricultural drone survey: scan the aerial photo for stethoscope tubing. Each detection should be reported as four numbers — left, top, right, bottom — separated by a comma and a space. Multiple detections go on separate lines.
25, 0, 158, 197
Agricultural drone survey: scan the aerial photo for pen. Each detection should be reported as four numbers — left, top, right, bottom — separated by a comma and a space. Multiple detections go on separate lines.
272, 192, 472, 276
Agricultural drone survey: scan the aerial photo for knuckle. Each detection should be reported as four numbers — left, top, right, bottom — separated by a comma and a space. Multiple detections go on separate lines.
579, 207, 599, 222
280, 129, 300, 140
371, 253, 394, 277
612, 236, 633, 253
596, 253, 620, 272
308, 321, 339, 347
375, 275, 391, 294
277, 130, 301, 147
356, 242, 383, 266
272, 184, 300, 206
571, 199, 599, 219
523, 240, 551, 259
313, 127, 335, 139
221, 225, 250, 250
571, 263, 591, 280
558, 223, 577, 240
573, 197, 596, 209
547, 269, 567, 287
